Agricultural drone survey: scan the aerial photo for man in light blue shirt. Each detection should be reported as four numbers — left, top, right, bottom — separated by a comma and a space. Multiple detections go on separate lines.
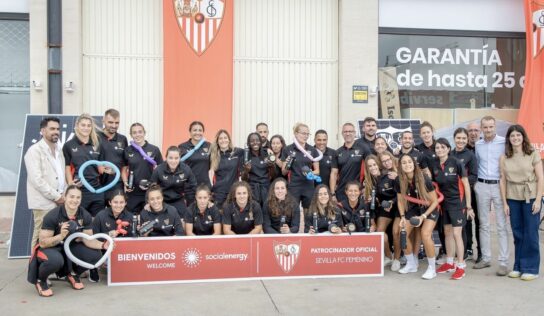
473, 116, 509, 276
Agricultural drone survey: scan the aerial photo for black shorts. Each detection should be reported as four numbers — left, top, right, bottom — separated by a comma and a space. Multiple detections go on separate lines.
406, 206, 439, 223
442, 204, 466, 227
376, 204, 399, 219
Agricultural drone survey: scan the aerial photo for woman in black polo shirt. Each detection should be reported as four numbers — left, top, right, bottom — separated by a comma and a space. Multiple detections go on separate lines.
337, 181, 365, 233
432, 138, 473, 280
269, 134, 287, 181
139, 184, 184, 237
122, 123, 163, 214
395, 154, 439, 280
150, 146, 197, 221
28, 185, 108, 297
185, 185, 222, 235
304, 184, 343, 234
222, 181, 263, 234
242, 132, 275, 207
178, 121, 211, 188
63, 114, 105, 217
209, 129, 243, 208
262, 178, 300, 234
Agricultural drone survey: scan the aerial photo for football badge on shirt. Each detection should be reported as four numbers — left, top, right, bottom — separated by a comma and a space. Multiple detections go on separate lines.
273, 241, 301, 273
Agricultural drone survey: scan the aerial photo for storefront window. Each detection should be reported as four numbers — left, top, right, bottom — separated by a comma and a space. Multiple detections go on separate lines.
0, 18, 30, 192
378, 33, 525, 112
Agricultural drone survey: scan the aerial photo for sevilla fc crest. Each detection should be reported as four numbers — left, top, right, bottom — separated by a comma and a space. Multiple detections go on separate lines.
273, 241, 301, 273
173, 0, 225, 56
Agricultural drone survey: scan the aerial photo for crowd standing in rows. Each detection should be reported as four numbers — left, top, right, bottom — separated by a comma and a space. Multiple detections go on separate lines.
25, 110, 543, 297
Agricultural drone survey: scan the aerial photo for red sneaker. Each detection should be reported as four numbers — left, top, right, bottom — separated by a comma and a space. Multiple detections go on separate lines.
451, 267, 466, 280
436, 263, 456, 273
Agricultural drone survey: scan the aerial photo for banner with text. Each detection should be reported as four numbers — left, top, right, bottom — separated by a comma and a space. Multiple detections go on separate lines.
108, 233, 383, 285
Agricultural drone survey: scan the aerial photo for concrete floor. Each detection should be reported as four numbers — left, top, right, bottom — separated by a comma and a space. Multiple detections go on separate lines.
0, 217, 543, 316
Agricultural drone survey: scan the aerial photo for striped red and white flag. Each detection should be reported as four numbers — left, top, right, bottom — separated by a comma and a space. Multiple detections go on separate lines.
173, 0, 225, 56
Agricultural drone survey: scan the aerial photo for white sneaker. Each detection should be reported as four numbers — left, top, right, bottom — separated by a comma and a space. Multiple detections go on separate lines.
399, 264, 418, 274
422, 266, 437, 280
391, 259, 401, 272
383, 256, 393, 267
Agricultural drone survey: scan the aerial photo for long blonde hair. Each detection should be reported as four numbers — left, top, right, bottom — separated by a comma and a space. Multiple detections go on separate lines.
398, 154, 433, 209
75, 113, 100, 151
363, 155, 379, 200
210, 129, 233, 171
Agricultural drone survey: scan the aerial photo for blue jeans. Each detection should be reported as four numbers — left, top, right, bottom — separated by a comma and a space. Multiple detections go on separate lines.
508, 199, 540, 274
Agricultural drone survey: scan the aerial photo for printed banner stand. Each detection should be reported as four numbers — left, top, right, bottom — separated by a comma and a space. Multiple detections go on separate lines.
108, 233, 383, 286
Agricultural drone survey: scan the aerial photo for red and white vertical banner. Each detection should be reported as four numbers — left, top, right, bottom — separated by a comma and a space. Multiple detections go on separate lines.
519, 0, 544, 157
163, 0, 233, 149
108, 234, 384, 286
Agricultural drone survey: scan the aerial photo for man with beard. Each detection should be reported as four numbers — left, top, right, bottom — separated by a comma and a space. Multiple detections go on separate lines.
25, 117, 66, 249
98, 109, 128, 201
256, 122, 270, 149
355, 117, 378, 154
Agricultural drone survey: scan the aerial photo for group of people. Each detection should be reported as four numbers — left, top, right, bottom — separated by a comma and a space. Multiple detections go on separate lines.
25, 109, 543, 297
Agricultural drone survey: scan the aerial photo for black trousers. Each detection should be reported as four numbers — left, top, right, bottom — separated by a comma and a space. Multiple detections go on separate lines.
127, 191, 146, 215
288, 184, 315, 209
81, 190, 105, 217
250, 182, 269, 208
166, 198, 189, 220
36, 243, 102, 280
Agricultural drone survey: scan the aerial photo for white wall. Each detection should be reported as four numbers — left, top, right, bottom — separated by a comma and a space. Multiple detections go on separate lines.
233, 0, 339, 147
82, 0, 163, 146
0, 0, 29, 13
379, 0, 525, 32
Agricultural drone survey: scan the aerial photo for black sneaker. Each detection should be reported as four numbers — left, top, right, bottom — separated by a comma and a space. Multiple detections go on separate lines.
89, 268, 100, 283
466, 249, 474, 261
475, 254, 483, 264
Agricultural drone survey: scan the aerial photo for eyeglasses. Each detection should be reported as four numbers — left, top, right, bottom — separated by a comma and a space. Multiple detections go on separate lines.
381, 158, 392, 164
297, 132, 310, 136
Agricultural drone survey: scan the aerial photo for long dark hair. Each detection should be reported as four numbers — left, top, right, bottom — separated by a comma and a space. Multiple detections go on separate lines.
307, 184, 337, 220
505, 124, 533, 158
224, 181, 255, 218
398, 154, 433, 210
266, 178, 296, 217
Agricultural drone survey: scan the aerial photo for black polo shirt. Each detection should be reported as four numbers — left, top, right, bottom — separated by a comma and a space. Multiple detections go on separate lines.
430, 156, 467, 210
355, 137, 376, 154
394, 175, 435, 213
41, 206, 93, 245
178, 139, 211, 188
377, 173, 398, 203
415, 141, 436, 167
92, 207, 134, 237
212, 147, 244, 196
63, 137, 104, 188
150, 162, 197, 204
262, 199, 300, 233
222, 201, 263, 234
336, 142, 371, 194
185, 203, 221, 235
281, 143, 320, 187
316, 147, 338, 187
98, 131, 128, 187
248, 149, 272, 185
451, 148, 478, 186
304, 209, 344, 233
338, 199, 366, 232
398, 147, 428, 170
124, 141, 163, 194
140, 204, 184, 236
